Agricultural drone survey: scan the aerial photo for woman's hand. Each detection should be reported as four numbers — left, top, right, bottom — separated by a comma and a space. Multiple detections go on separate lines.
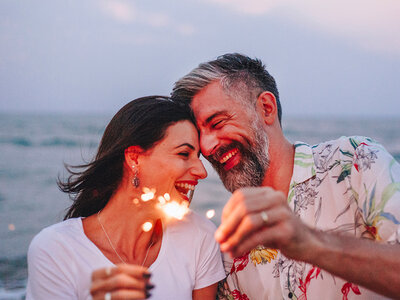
91, 264, 154, 300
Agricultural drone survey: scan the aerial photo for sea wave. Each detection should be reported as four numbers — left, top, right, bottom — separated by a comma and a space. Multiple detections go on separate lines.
0, 138, 32, 147
0, 287, 25, 300
0, 256, 26, 300
0, 136, 98, 149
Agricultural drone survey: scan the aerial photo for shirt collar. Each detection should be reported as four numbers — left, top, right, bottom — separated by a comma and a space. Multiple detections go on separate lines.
290, 141, 316, 187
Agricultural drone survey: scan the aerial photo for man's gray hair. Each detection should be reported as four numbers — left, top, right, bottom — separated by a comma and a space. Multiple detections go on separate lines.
171, 53, 282, 124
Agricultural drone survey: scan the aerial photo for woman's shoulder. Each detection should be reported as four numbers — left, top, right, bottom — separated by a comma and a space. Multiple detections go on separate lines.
28, 218, 83, 255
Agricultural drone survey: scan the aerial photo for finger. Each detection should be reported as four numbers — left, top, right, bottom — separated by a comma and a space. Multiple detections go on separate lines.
215, 202, 248, 244
216, 188, 280, 243
92, 289, 150, 300
219, 205, 288, 252
116, 264, 151, 280
92, 265, 150, 281
91, 272, 148, 295
229, 222, 292, 258
220, 189, 248, 221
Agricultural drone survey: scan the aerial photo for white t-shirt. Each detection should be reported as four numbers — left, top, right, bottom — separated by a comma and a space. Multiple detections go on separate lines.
26, 211, 225, 300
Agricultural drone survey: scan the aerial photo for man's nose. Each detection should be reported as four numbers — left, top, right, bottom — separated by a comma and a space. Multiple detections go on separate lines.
200, 132, 219, 157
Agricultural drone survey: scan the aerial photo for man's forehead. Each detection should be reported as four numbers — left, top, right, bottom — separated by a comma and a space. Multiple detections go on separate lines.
190, 82, 231, 124
190, 100, 226, 127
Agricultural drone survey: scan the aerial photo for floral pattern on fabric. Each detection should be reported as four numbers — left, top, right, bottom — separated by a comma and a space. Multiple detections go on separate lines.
249, 246, 278, 266
219, 136, 400, 300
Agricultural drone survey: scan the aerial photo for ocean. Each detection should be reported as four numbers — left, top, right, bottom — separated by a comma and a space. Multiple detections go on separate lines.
1, 113, 400, 299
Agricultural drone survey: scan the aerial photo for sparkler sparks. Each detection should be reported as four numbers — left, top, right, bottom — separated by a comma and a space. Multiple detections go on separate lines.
139, 189, 193, 230
155, 193, 189, 220
141, 188, 155, 202
160, 201, 189, 220
142, 222, 153, 232
206, 209, 215, 219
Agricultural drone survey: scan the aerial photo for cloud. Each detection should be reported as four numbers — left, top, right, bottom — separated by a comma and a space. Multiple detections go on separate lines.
280, 0, 400, 55
100, 0, 136, 23
202, 0, 400, 55
99, 0, 195, 37
202, 0, 278, 15
176, 24, 195, 36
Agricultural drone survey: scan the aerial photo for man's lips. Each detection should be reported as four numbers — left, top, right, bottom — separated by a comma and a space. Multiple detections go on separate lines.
218, 148, 240, 170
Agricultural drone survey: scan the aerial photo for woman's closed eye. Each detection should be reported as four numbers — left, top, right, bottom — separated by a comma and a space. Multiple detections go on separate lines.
178, 152, 190, 158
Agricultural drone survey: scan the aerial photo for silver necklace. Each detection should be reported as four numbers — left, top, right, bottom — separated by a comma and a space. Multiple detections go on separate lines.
97, 211, 154, 266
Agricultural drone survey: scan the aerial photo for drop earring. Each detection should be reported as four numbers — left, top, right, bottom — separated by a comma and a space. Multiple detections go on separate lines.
132, 165, 140, 188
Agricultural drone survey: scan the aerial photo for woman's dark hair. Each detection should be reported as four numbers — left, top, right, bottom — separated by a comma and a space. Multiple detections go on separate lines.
59, 96, 195, 219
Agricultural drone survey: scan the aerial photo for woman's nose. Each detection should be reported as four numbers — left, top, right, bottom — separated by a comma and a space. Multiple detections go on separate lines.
192, 157, 207, 179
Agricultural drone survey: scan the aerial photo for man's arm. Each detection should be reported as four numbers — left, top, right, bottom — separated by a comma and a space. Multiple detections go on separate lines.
214, 187, 400, 299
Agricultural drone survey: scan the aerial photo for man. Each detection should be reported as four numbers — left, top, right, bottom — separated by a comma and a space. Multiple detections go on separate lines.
171, 53, 400, 299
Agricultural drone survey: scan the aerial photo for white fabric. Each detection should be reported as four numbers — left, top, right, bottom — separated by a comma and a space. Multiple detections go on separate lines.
26, 211, 225, 300
223, 136, 400, 300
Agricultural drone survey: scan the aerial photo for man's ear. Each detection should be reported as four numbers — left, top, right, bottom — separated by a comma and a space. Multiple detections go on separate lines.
124, 145, 144, 166
257, 92, 278, 125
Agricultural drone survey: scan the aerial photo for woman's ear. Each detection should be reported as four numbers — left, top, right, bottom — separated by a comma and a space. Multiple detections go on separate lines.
257, 92, 278, 125
124, 146, 144, 166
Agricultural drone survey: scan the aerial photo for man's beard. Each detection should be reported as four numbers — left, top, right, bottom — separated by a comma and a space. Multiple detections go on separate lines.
207, 120, 270, 193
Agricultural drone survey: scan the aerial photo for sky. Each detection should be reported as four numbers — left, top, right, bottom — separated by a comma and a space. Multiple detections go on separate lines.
1, 0, 399, 116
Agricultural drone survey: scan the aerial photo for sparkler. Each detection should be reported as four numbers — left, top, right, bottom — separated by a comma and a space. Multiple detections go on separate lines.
139, 188, 214, 232
139, 189, 191, 232
156, 193, 189, 220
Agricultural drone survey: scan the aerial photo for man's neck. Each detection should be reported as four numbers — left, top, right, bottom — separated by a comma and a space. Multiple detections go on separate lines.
262, 137, 295, 197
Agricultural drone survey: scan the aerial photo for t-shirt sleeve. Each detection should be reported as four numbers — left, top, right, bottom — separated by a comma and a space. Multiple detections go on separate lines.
26, 229, 77, 300
349, 138, 400, 243
193, 218, 226, 290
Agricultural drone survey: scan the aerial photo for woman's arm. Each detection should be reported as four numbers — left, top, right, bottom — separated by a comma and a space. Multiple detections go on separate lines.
193, 282, 219, 300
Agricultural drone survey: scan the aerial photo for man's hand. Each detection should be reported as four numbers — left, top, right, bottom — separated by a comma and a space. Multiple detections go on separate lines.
215, 187, 315, 260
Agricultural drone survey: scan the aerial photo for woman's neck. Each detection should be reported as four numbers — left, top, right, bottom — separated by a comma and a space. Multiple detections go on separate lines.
83, 185, 163, 265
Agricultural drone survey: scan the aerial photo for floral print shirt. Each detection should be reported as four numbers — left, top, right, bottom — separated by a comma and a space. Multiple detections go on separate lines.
218, 136, 400, 300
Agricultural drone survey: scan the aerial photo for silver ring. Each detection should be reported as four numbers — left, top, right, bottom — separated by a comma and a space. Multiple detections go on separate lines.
260, 211, 269, 224
105, 266, 112, 276
105, 292, 112, 300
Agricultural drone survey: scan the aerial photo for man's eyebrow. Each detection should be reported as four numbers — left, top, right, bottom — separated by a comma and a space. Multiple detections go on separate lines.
175, 143, 195, 150
204, 111, 229, 126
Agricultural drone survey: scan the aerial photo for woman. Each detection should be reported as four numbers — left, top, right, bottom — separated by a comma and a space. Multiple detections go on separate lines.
26, 96, 226, 299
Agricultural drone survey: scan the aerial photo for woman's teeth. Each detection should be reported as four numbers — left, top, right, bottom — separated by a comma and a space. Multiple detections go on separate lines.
175, 182, 195, 196
219, 149, 239, 164
175, 183, 195, 190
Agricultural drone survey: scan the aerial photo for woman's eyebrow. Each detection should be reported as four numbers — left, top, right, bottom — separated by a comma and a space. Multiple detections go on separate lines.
175, 143, 195, 150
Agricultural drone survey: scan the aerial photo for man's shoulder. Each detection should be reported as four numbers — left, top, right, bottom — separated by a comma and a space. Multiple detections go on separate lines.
312, 136, 377, 149
311, 136, 384, 157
